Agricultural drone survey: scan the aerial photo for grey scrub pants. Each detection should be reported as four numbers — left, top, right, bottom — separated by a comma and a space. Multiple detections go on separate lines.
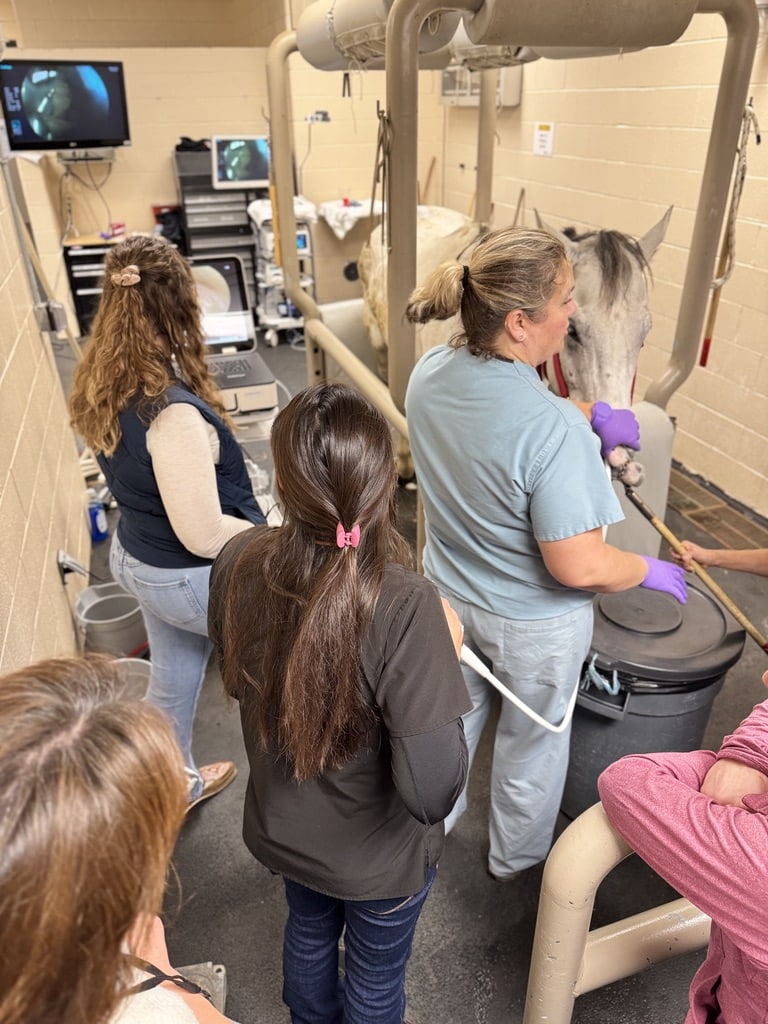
443, 595, 593, 877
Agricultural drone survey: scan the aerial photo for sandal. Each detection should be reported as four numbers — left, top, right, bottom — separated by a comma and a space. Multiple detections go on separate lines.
186, 761, 237, 812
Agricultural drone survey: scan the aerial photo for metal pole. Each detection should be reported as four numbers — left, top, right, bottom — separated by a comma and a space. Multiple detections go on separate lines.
644, 0, 758, 408
523, 802, 710, 1024
475, 69, 498, 227
385, 0, 483, 414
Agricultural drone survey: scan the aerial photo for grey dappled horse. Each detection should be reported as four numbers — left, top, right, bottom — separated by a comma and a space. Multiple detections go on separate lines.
359, 206, 672, 476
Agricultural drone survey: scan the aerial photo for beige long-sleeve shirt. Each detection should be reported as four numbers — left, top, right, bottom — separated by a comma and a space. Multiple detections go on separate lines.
146, 402, 255, 560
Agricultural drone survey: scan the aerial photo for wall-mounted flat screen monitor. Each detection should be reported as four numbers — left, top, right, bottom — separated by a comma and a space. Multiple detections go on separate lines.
211, 134, 270, 190
0, 59, 131, 152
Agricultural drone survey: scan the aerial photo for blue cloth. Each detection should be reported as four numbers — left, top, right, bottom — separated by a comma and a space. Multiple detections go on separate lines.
99, 384, 264, 569
405, 345, 624, 619
110, 532, 213, 797
282, 867, 436, 1024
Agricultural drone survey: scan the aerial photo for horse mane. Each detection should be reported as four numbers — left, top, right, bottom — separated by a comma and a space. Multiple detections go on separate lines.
563, 227, 651, 304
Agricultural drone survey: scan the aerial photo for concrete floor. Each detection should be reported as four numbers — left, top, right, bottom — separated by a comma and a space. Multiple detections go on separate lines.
78, 337, 768, 1024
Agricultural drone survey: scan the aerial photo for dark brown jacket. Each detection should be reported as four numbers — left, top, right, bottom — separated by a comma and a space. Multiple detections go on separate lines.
209, 539, 471, 900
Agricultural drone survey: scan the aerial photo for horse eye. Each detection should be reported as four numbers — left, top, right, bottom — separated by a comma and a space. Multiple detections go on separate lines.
566, 321, 581, 344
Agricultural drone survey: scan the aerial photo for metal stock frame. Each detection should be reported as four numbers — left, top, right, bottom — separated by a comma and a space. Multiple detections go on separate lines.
265, 2, 758, 1018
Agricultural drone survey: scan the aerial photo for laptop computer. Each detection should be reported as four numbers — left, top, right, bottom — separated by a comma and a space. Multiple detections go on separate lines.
188, 254, 278, 414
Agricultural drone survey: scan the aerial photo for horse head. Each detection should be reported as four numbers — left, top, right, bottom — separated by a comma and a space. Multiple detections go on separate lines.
535, 208, 672, 407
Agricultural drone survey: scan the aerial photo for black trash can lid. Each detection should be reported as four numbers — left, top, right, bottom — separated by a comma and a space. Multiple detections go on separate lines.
591, 583, 745, 686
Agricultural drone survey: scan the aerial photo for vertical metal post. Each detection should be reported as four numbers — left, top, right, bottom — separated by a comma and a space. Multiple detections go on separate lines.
475, 69, 498, 227
645, 0, 758, 408
385, 0, 482, 414
266, 29, 326, 387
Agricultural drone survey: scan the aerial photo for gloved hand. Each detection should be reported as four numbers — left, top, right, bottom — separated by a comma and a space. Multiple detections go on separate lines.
640, 556, 688, 604
590, 402, 641, 458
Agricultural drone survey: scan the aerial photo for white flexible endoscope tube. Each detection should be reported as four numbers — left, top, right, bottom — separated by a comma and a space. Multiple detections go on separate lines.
460, 644, 580, 734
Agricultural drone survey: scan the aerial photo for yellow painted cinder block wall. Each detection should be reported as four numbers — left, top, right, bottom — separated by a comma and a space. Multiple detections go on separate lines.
17, 44, 445, 314
4, 9, 766, 688
0, 167, 89, 673
443, 14, 768, 518
0, 35, 446, 674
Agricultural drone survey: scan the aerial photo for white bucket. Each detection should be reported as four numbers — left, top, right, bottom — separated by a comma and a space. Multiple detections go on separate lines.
75, 582, 148, 657
112, 657, 152, 701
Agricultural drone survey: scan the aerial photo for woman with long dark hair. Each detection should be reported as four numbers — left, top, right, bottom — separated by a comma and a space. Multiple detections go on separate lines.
208, 383, 470, 1024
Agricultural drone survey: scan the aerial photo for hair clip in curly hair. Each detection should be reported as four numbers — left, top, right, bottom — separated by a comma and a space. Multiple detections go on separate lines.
111, 265, 141, 287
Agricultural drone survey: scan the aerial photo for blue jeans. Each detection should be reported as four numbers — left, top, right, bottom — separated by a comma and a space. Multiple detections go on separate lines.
443, 596, 593, 876
110, 532, 213, 799
282, 868, 436, 1024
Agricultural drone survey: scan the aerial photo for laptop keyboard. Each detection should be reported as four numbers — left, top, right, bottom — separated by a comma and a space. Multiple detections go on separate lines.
211, 356, 252, 379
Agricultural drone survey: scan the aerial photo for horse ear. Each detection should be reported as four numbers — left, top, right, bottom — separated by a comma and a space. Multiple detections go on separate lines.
638, 206, 673, 263
533, 209, 579, 260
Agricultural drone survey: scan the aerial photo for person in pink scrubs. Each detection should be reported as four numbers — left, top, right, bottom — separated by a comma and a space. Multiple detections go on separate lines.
599, 667, 768, 1024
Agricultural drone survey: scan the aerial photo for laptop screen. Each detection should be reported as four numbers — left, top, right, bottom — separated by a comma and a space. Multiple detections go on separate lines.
189, 255, 254, 351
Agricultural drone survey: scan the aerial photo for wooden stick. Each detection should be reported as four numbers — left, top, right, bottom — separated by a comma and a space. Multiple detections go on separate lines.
623, 485, 768, 654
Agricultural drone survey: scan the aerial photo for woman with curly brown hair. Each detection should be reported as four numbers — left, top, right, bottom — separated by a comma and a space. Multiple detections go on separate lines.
208, 383, 470, 1024
0, 654, 236, 1024
69, 235, 265, 809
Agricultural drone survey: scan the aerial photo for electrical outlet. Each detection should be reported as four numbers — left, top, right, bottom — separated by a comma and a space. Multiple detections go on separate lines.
57, 549, 88, 583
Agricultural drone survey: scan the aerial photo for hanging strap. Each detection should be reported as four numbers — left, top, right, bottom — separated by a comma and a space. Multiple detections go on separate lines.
711, 98, 760, 292
125, 956, 212, 1002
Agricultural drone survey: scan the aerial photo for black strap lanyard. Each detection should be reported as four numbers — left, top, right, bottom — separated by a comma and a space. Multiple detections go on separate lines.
125, 955, 212, 1002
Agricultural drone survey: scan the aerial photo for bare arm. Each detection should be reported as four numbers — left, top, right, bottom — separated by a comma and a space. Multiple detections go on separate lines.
538, 527, 648, 591
700, 758, 768, 808
440, 597, 464, 658
671, 541, 768, 577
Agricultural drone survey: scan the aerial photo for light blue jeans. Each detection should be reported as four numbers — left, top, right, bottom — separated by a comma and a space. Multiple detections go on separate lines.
110, 532, 214, 800
442, 595, 593, 877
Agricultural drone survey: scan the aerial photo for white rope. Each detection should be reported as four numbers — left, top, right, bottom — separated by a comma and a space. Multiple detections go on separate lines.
460, 644, 580, 734
712, 99, 761, 290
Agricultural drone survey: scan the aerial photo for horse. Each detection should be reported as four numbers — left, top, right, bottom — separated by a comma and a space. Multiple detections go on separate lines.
359, 206, 672, 478
540, 208, 672, 407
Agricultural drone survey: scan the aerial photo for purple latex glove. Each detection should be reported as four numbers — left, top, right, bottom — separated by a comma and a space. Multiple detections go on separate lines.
640, 556, 687, 604
590, 402, 641, 458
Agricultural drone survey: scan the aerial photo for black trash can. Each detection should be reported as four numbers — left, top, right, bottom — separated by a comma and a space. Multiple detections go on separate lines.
561, 583, 745, 820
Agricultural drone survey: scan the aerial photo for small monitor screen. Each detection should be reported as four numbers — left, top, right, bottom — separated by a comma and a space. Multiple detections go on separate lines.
0, 59, 131, 151
189, 255, 254, 349
211, 134, 270, 191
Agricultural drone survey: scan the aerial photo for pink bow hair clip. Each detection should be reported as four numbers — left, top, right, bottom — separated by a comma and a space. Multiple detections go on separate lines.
336, 522, 361, 549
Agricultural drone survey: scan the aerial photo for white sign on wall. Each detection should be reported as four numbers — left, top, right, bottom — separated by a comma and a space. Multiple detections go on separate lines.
533, 122, 554, 157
